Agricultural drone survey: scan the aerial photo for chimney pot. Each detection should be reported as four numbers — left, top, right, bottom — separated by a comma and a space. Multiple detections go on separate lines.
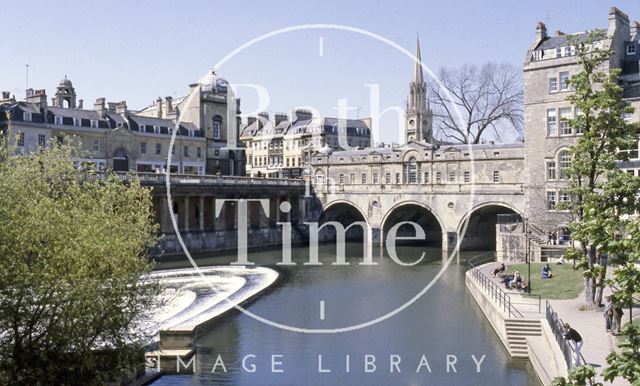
78, 99, 83, 109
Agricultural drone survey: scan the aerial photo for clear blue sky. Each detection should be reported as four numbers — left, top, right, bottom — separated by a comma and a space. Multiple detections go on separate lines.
2, 1, 638, 143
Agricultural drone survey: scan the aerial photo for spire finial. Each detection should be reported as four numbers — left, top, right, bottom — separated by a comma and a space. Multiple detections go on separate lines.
413, 34, 424, 85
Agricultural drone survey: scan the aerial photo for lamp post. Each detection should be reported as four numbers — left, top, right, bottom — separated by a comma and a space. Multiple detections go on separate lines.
523, 214, 531, 294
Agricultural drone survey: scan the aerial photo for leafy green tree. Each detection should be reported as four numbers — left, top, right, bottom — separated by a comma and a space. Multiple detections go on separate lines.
551, 365, 602, 386
603, 323, 640, 384
562, 30, 640, 309
0, 126, 161, 385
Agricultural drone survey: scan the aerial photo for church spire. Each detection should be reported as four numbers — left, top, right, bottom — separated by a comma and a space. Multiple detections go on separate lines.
413, 35, 424, 85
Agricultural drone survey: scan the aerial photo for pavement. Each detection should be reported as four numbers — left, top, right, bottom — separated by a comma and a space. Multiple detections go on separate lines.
481, 262, 634, 386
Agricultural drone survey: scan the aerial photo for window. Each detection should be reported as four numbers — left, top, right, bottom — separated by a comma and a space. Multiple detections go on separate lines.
395, 172, 400, 184
575, 108, 584, 134
197, 146, 202, 158
405, 157, 418, 183
547, 161, 556, 180
38, 134, 46, 147
493, 170, 500, 183
547, 191, 557, 210
74, 118, 81, 127
546, 109, 557, 136
24, 112, 32, 122
435, 172, 442, 183
16, 132, 24, 147
361, 173, 367, 184
559, 191, 571, 205
449, 171, 456, 182
549, 77, 558, 93
373, 173, 379, 184
558, 150, 571, 178
559, 107, 572, 135
559, 71, 570, 90
315, 174, 325, 184
350, 173, 355, 184
55, 115, 63, 125
140, 142, 147, 154
91, 120, 98, 128
385, 172, 391, 184
627, 44, 636, 55
183, 145, 188, 157
139, 124, 145, 132
339, 174, 345, 184
464, 171, 470, 183
92, 139, 100, 152
156, 143, 162, 155
213, 121, 221, 139
424, 171, 429, 183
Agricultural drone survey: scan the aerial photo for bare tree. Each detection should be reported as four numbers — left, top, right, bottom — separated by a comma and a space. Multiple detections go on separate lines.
429, 63, 523, 144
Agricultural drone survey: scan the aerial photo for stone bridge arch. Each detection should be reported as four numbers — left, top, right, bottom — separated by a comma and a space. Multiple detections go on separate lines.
380, 201, 445, 249
456, 202, 521, 251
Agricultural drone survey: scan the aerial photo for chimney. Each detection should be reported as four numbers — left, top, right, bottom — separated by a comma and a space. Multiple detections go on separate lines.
536, 21, 548, 41
156, 97, 163, 118
1, 91, 10, 100
274, 113, 288, 126
631, 20, 640, 38
293, 108, 313, 121
78, 99, 83, 109
107, 102, 117, 112
165, 96, 173, 113
94, 97, 106, 114
555, 30, 565, 36
609, 6, 629, 36
26, 89, 47, 108
116, 101, 127, 115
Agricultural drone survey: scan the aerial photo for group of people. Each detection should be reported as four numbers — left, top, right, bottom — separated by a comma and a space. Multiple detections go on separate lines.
547, 230, 559, 245
502, 271, 528, 291
603, 296, 624, 336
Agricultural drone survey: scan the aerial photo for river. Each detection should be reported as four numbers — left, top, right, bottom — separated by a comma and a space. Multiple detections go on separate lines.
151, 243, 538, 385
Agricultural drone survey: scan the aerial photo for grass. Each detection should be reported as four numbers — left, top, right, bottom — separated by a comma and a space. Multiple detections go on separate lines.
507, 263, 584, 300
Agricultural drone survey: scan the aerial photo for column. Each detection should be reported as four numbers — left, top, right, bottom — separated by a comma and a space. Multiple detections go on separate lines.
184, 196, 190, 232
199, 196, 205, 231
160, 196, 169, 233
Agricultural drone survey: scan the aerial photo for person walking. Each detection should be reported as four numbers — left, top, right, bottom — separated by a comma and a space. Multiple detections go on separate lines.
547, 231, 553, 245
603, 297, 613, 332
612, 302, 624, 336
552, 230, 558, 245
563, 322, 583, 366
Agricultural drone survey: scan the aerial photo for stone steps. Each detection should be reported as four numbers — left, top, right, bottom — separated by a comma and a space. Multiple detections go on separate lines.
504, 319, 542, 358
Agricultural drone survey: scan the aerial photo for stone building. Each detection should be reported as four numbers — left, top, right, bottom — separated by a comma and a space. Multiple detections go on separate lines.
523, 6, 640, 237
240, 109, 371, 178
0, 70, 243, 176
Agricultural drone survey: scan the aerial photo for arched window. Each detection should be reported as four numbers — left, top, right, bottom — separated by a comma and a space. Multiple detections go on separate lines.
405, 157, 418, 183
558, 150, 571, 179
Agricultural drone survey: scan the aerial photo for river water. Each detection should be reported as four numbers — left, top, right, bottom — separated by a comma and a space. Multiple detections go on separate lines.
152, 243, 538, 385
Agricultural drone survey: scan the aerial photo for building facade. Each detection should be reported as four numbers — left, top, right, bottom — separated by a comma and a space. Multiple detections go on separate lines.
523, 7, 640, 234
0, 70, 244, 176
240, 109, 371, 178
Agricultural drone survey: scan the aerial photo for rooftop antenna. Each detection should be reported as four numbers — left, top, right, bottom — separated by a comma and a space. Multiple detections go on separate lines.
25, 64, 29, 90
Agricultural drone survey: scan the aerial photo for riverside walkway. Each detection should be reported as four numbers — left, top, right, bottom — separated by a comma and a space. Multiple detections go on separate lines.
473, 260, 632, 386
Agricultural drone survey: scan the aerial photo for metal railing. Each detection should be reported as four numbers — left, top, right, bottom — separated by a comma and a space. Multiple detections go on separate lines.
83, 171, 308, 188
468, 252, 524, 318
545, 300, 587, 369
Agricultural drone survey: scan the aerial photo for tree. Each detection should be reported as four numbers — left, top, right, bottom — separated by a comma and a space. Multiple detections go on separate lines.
603, 323, 640, 384
0, 127, 161, 385
428, 62, 523, 144
551, 365, 602, 386
562, 30, 640, 309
